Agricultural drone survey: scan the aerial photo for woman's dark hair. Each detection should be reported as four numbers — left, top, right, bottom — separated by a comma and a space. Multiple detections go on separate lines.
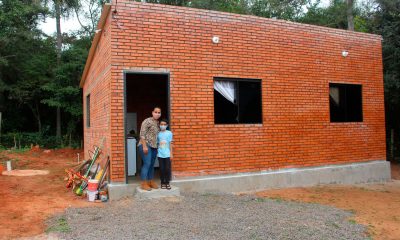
153, 106, 161, 111
160, 118, 169, 124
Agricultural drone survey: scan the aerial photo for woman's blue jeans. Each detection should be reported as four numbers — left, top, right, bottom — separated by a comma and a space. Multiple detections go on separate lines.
138, 145, 157, 180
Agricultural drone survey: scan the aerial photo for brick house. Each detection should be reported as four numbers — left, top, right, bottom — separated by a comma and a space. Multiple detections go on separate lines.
80, 1, 390, 198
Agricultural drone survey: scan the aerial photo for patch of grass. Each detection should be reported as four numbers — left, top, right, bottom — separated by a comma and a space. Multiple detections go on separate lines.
257, 196, 284, 203
9, 147, 30, 154
46, 216, 71, 233
348, 219, 357, 224
250, 233, 261, 240
330, 222, 340, 229
201, 192, 216, 197
269, 196, 284, 203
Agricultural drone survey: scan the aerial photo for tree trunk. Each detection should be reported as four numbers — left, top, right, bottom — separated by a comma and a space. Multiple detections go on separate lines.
35, 101, 41, 133
347, 0, 354, 31
55, 0, 62, 141
28, 102, 42, 133
57, 106, 61, 140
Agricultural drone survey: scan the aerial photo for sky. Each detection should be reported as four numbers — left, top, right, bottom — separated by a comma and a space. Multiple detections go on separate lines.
39, 16, 81, 36
38, 0, 334, 35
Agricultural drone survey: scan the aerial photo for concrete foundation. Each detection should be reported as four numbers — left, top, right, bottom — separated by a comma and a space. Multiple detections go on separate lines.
108, 182, 138, 200
108, 160, 390, 200
135, 186, 180, 200
171, 160, 391, 193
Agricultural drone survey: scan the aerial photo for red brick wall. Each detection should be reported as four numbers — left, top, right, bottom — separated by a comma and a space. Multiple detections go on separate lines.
82, 11, 112, 171
106, 1, 385, 181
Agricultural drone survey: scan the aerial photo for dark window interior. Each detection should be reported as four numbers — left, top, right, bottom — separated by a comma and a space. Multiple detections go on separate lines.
214, 78, 262, 124
86, 94, 90, 127
329, 83, 362, 122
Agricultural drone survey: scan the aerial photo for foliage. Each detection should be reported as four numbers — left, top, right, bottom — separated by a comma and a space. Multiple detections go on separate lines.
248, 0, 309, 20
0, 0, 399, 154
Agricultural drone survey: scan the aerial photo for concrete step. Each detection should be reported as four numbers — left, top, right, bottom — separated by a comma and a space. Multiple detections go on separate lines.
135, 185, 180, 200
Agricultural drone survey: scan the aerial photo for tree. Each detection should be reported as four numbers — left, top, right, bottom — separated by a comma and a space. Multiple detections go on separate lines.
73, 0, 105, 36
0, 0, 52, 133
48, 0, 79, 141
248, 0, 309, 20
347, 0, 355, 30
372, 0, 400, 134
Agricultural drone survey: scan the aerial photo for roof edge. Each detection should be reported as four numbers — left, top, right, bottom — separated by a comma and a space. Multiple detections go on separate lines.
79, 3, 111, 88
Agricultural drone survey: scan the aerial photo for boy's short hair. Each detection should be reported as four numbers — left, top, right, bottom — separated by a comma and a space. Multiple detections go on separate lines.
160, 118, 169, 124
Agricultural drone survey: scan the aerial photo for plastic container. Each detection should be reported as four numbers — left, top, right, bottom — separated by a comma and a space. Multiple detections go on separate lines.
87, 190, 98, 202
87, 179, 99, 191
6, 161, 12, 171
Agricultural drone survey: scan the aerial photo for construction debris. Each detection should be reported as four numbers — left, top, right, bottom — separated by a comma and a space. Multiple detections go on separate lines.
64, 138, 110, 203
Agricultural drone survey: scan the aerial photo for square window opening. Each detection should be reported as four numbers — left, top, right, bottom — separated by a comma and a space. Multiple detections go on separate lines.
329, 83, 362, 122
214, 77, 262, 124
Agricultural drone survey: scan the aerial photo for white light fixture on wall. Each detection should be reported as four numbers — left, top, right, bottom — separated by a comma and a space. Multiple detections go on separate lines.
212, 36, 220, 44
342, 50, 349, 57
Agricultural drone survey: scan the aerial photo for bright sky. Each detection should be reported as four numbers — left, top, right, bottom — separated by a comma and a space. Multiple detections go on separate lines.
38, 0, 333, 35
39, 15, 81, 36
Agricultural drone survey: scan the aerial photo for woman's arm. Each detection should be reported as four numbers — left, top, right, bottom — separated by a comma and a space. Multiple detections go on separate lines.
139, 120, 148, 154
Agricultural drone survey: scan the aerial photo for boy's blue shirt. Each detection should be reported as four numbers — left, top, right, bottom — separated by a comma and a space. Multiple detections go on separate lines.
157, 130, 173, 158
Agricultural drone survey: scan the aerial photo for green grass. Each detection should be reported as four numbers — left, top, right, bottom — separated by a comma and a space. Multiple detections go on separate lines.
267, 196, 284, 203
201, 192, 217, 197
8, 147, 30, 154
46, 216, 71, 233
348, 219, 357, 224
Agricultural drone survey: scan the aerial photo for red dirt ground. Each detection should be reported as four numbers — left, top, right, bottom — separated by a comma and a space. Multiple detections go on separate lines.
257, 162, 400, 240
0, 148, 96, 239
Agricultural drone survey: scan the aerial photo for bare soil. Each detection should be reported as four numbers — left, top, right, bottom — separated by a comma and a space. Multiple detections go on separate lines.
257, 161, 400, 240
0, 148, 94, 239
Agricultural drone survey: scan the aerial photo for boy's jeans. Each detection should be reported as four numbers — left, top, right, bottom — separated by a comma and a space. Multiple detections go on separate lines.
158, 157, 171, 184
138, 145, 157, 180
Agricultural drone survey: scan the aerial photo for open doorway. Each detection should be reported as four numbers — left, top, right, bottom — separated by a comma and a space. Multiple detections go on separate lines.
124, 72, 169, 183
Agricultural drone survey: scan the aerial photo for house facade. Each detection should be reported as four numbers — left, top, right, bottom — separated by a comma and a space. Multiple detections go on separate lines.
81, 1, 390, 197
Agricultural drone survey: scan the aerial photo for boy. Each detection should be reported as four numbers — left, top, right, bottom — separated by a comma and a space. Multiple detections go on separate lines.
157, 119, 173, 190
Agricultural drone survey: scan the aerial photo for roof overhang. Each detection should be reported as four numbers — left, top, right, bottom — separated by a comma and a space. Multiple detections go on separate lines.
79, 3, 111, 88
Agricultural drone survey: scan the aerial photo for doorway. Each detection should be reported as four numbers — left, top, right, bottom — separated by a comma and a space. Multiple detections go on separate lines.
124, 72, 170, 183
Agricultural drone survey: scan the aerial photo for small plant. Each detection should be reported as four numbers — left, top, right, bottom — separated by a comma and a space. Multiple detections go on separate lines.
9, 147, 30, 154
268, 196, 284, 203
348, 219, 357, 224
254, 198, 267, 202
331, 222, 340, 229
46, 216, 71, 233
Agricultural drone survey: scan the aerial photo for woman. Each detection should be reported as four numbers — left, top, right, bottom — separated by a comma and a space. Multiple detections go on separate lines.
138, 107, 161, 191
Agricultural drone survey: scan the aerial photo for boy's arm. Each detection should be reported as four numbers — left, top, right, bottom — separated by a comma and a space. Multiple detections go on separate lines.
170, 142, 173, 159
170, 132, 173, 159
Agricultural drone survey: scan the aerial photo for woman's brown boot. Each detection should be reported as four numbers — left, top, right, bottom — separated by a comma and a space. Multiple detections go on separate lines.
141, 181, 151, 191
148, 180, 158, 189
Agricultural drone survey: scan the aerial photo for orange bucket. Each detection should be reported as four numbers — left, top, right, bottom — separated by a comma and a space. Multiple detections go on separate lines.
87, 179, 99, 191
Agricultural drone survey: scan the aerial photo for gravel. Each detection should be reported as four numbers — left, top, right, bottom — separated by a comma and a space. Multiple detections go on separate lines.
51, 193, 369, 240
